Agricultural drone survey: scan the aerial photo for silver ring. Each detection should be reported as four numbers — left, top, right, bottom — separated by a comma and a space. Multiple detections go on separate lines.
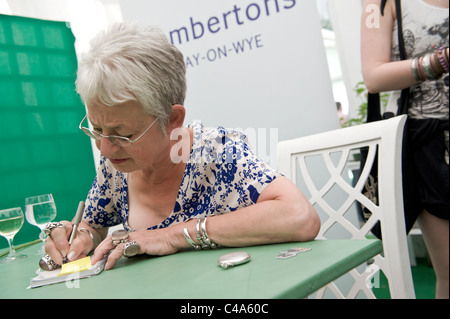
43, 222, 66, 238
111, 229, 129, 247
122, 240, 140, 258
39, 253, 61, 271
78, 228, 94, 241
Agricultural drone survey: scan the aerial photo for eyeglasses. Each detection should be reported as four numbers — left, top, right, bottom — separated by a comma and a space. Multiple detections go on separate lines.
79, 115, 159, 147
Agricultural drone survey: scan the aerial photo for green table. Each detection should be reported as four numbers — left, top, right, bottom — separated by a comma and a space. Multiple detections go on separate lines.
0, 239, 381, 299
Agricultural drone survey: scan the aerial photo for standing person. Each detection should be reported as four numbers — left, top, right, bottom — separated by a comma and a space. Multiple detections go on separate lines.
361, 0, 449, 298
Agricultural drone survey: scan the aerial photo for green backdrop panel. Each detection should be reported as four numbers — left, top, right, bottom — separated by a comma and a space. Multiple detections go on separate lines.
0, 14, 95, 249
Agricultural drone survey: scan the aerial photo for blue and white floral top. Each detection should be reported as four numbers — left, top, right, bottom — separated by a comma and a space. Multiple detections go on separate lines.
83, 121, 281, 231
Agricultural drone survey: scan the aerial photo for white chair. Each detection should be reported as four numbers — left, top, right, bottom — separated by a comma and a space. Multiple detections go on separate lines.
278, 115, 415, 299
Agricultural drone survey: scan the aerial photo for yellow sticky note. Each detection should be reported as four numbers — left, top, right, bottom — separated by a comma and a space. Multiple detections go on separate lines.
57, 256, 92, 277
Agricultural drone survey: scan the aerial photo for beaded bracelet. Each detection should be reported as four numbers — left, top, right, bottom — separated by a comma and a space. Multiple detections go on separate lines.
411, 48, 449, 82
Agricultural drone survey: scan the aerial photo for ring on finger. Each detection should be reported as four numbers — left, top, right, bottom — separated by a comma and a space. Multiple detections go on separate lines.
111, 229, 129, 247
39, 253, 61, 271
122, 240, 140, 258
43, 222, 66, 239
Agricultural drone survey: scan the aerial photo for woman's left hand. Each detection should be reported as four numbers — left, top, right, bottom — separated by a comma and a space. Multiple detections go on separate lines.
91, 227, 180, 270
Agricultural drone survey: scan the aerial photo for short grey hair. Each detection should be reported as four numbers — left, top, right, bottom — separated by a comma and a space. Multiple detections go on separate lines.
75, 22, 186, 129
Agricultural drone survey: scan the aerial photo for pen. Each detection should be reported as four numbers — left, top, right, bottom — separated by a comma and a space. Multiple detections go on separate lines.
63, 201, 85, 264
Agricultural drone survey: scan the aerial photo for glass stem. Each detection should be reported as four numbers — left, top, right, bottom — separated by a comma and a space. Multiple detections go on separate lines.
6, 236, 16, 259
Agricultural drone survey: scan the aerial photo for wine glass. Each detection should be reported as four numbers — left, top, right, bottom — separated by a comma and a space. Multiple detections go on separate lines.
25, 194, 57, 254
0, 207, 27, 264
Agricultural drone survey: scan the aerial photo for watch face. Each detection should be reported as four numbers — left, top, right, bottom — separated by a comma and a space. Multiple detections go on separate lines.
111, 229, 129, 241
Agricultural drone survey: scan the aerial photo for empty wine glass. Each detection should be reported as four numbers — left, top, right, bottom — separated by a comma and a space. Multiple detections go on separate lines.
25, 194, 57, 254
0, 207, 27, 264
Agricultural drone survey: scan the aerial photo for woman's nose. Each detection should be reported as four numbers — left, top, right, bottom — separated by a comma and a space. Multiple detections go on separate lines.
96, 137, 121, 157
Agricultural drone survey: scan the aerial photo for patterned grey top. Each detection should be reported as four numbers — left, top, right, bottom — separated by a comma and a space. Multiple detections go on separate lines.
389, 0, 449, 120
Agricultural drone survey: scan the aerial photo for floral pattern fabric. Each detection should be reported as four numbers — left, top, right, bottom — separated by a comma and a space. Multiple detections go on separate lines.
83, 121, 281, 231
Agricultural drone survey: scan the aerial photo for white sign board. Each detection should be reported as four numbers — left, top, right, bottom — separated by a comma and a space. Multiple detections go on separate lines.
120, 0, 339, 166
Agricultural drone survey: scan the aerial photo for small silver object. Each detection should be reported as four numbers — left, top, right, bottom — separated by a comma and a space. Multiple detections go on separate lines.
218, 252, 251, 269
122, 240, 140, 257
111, 229, 129, 247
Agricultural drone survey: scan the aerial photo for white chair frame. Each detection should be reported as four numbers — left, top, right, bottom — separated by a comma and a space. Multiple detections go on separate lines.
278, 115, 415, 298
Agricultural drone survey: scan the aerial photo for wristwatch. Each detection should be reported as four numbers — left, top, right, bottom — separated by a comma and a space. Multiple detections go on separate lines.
111, 229, 129, 247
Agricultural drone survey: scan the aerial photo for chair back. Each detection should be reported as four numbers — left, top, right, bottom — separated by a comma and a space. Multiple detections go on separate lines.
278, 115, 415, 298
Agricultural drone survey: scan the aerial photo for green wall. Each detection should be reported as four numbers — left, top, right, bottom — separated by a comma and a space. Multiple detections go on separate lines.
0, 14, 95, 248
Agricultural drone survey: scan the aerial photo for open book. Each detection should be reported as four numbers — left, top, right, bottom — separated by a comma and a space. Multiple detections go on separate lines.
28, 255, 108, 289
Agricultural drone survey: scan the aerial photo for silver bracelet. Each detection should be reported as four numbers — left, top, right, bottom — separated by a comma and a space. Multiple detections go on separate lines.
183, 227, 201, 250
200, 217, 221, 249
411, 58, 423, 82
196, 218, 208, 249
422, 53, 438, 80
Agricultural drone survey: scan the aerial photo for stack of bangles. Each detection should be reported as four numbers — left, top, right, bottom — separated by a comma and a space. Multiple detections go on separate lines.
183, 217, 221, 250
411, 46, 449, 82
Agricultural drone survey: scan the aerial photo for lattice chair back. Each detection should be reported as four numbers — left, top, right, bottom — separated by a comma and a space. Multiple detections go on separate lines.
278, 115, 415, 298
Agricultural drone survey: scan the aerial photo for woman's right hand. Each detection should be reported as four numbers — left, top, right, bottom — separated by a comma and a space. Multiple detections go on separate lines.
44, 221, 97, 265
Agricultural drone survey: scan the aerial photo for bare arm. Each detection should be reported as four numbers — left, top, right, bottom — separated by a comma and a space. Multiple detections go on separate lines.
361, 0, 420, 93
361, 0, 448, 93
93, 176, 320, 270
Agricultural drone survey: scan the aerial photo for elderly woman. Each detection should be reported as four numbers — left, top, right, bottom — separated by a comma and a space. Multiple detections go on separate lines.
44, 23, 320, 270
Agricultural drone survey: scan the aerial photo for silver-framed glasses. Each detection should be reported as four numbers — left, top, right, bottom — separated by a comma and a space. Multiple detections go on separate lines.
79, 115, 159, 147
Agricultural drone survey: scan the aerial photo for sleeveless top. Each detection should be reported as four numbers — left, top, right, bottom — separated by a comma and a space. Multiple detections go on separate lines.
388, 0, 449, 121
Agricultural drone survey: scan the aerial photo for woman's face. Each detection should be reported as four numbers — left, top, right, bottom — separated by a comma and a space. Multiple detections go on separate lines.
86, 101, 170, 173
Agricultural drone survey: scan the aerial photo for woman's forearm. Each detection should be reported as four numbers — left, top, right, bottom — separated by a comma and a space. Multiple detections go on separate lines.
169, 177, 320, 250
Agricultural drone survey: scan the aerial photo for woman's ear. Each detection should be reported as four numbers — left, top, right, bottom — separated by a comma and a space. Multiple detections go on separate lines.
168, 104, 186, 130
